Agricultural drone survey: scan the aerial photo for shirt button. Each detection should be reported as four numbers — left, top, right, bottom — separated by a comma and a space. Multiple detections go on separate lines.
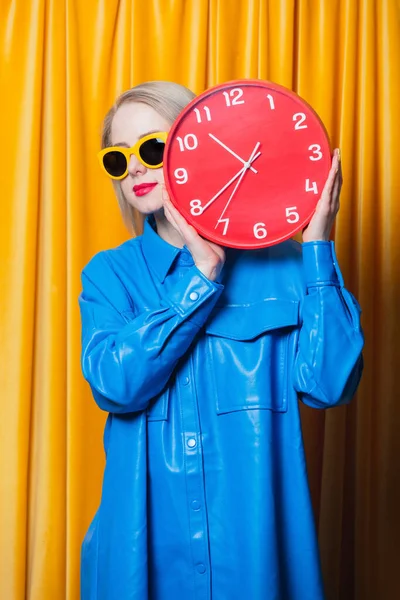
196, 564, 206, 574
191, 500, 201, 511
189, 291, 199, 301
187, 437, 196, 448
183, 376, 190, 386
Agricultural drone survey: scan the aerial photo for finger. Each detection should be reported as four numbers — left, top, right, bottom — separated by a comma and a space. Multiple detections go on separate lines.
207, 240, 225, 253
330, 160, 343, 208
164, 199, 200, 242
164, 196, 183, 220
164, 197, 223, 263
206, 240, 226, 261
338, 159, 343, 187
331, 179, 342, 213
325, 150, 340, 192
333, 160, 342, 190
183, 225, 215, 260
179, 220, 220, 262
163, 199, 210, 256
164, 199, 192, 238
329, 149, 340, 179
317, 149, 340, 211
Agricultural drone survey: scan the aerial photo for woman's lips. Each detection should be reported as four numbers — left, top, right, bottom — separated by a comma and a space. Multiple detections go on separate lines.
133, 183, 158, 197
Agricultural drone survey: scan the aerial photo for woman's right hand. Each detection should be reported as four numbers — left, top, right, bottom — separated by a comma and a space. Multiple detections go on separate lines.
163, 193, 226, 282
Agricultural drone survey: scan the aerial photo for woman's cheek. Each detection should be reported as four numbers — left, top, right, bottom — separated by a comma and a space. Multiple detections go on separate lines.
120, 178, 132, 199
155, 167, 165, 185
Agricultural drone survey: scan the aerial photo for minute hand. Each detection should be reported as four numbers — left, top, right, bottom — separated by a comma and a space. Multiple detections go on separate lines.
216, 142, 261, 224
201, 166, 249, 213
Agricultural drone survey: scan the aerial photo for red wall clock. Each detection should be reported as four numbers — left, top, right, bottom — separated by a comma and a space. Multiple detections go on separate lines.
163, 79, 331, 249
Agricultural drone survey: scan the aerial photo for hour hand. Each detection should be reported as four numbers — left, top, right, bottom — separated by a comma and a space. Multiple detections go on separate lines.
208, 134, 258, 174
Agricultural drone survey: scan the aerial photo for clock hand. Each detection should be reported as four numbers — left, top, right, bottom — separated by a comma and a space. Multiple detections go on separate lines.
200, 144, 261, 214
208, 133, 258, 174
216, 143, 261, 225
201, 166, 249, 213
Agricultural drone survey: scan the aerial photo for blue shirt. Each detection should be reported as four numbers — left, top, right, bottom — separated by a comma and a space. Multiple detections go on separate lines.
79, 217, 364, 600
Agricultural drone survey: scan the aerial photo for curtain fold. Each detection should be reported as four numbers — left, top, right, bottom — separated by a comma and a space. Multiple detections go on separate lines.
1, 1, 399, 598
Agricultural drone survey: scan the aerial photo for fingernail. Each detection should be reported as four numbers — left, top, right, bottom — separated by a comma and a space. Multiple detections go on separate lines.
337, 148, 341, 162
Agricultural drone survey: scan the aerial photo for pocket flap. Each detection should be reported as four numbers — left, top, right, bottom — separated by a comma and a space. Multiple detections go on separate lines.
205, 298, 299, 341
147, 387, 169, 421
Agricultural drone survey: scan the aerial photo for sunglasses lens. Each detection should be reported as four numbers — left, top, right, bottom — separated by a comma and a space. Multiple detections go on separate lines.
139, 137, 165, 166
103, 151, 127, 178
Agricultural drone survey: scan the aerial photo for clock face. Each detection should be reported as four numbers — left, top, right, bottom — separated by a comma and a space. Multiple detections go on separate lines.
163, 79, 331, 249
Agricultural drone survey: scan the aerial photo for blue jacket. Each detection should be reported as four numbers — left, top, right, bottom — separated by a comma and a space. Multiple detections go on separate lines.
79, 217, 364, 600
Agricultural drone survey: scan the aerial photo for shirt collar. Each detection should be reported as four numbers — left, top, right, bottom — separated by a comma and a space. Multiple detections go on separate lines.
141, 216, 182, 282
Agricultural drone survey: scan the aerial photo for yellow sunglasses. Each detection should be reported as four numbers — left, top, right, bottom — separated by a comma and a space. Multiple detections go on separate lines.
98, 131, 168, 180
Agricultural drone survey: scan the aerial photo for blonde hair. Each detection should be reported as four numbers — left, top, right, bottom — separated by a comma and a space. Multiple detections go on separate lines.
101, 81, 196, 234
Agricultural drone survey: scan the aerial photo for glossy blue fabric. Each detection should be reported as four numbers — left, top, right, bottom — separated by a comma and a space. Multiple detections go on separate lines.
79, 217, 364, 600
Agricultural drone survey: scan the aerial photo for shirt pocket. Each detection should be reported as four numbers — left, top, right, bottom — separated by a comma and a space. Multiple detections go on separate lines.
205, 298, 299, 415
146, 387, 170, 421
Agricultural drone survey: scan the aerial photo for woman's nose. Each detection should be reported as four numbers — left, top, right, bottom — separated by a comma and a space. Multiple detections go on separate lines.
127, 153, 146, 176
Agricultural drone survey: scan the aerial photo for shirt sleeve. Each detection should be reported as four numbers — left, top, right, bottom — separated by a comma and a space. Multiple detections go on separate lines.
293, 241, 364, 409
79, 253, 223, 414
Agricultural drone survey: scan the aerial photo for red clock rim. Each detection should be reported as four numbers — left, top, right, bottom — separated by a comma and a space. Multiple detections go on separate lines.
163, 79, 332, 249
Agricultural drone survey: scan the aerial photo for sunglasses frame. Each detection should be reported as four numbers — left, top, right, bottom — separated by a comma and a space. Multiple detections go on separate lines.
98, 131, 168, 180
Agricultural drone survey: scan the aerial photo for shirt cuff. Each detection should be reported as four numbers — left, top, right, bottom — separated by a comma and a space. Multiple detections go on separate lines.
302, 241, 344, 288
161, 266, 224, 327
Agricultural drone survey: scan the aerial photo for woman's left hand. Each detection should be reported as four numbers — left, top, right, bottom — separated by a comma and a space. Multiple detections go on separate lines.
302, 148, 342, 243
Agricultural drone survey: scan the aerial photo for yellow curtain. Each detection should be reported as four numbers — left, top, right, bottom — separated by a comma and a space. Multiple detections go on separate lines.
1, 1, 399, 598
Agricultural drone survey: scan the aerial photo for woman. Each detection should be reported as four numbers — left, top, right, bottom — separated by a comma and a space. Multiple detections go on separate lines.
79, 81, 364, 600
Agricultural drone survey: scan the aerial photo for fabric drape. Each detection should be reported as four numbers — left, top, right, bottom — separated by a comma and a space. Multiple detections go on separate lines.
0, 1, 399, 599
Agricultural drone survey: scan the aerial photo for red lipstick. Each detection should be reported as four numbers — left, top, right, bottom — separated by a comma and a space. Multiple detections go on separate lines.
133, 183, 158, 197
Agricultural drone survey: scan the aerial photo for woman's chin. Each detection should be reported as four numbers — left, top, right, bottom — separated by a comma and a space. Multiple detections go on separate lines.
127, 195, 164, 216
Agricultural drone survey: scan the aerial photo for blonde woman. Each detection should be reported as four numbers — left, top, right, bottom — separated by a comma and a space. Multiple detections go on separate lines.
79, 81, 364, 600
